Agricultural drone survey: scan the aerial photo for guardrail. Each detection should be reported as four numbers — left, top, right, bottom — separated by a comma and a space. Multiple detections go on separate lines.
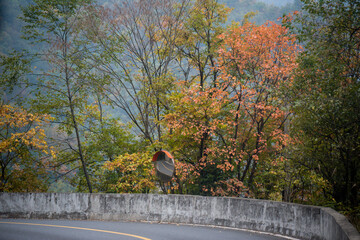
0, 193, 359, 240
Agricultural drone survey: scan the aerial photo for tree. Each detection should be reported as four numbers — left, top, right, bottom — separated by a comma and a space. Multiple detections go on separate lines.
20, 0, 95, 192
165, 21, 300, 196
158, 0, 231, 194
82, 0, 191, 145
289, 0, 360, 208
174, 0, 231, 87
77, 102, 141, 192
0, 104, 55, 192
102, 152, 156, 193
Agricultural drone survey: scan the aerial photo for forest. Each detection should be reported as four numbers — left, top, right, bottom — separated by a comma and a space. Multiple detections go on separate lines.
0, 0, 359, 230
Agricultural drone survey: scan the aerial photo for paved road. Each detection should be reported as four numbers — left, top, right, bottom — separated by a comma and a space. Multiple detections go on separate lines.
0, 219, 293, 240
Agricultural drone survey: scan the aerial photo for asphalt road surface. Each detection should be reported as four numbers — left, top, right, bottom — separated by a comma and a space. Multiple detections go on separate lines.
0, 219, 294, 240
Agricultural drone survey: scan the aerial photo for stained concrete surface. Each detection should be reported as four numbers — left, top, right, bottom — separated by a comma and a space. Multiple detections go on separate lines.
0, 193, 359, 240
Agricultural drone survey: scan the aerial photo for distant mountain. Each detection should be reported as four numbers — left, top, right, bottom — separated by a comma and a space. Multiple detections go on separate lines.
257, 0, 294, 7
0, 0, 28, 54
0, 0, 302, 55
220, 0, 302, 25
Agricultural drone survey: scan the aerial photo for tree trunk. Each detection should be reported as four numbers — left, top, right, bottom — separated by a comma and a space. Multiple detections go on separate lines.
64, 29, 92, 193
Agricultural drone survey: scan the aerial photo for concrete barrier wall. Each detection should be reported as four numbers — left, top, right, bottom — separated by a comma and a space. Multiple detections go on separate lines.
0, 193, 359, 240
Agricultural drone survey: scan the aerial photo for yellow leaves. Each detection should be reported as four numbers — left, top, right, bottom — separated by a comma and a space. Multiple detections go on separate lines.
0, 104, 55, 157
103, 152, 156, 193
50, 148, 57, 159
241, 11, 258, 26
1, 105, 51, 128
0, 104, 56, 192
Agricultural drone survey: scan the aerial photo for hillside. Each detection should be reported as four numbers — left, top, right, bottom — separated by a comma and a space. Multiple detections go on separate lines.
0, 0, 301, 55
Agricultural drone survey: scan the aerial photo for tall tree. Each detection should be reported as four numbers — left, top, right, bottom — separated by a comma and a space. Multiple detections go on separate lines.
161, 0, 231, 194
289, 0, 360, 208
165, 21, 300, 196
20, 0, 95, 192
83, 0, 191, 145
216, 21, 300, 195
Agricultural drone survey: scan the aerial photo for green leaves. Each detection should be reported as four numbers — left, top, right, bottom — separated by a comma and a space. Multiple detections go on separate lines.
20, 0, 91, 43
0, 50, 30, 95
289, 0, 360, 208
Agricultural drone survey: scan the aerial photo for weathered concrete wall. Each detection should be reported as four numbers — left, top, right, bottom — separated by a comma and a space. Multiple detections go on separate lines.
0, 193, 359, 240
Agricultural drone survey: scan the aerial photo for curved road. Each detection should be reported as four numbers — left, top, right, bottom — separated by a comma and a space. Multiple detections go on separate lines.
0, 219, 296, 240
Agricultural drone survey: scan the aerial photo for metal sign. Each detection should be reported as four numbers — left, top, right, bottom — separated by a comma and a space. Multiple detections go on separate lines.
152, 150, 175, 182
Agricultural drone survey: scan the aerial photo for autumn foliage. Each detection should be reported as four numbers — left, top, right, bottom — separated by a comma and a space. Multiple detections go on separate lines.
165, 21, 300, 196
103, 152, 156, 193
0, 104, 55, 192
6, 0, 360, 220
3, 0, 360, 230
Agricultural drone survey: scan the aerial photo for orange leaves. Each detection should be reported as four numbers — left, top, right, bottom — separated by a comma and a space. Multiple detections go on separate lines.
218, 21, 299, 89
279, 11, 299, 25
228, 23, 298, 80
216, 21, 301, 153
211, 178, 248, 197
164, 82, 227, 143
163, 21, 300, 195
173, 160, 195, 183
217, 160, 234, 172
